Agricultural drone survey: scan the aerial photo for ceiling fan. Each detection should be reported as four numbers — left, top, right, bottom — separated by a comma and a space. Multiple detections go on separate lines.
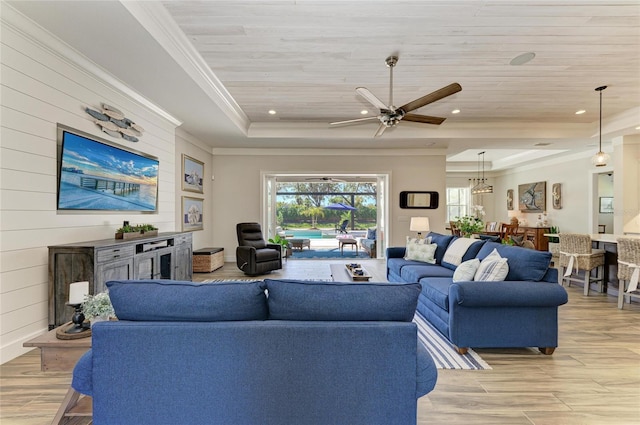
330, 56, 462, 137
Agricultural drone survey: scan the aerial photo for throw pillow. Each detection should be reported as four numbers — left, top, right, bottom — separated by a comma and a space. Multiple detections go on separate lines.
474, 249, 509, 281
452, 258, 480, 282
404, 237, 437, 264
366, 228, 377, 240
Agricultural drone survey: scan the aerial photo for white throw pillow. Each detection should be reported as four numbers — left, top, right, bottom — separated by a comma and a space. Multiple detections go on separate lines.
453, 259, 480, 282
404, 237, 437, 264
474, 248, 509, 281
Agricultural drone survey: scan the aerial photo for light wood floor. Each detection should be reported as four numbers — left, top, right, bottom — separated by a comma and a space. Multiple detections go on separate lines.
2, 259, 639, 425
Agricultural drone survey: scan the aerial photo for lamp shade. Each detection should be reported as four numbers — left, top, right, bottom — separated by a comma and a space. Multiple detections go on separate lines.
410, 217, 430, 232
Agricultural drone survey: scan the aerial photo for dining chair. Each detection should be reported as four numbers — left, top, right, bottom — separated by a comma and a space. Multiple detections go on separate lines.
616, 238, 640, 309
449, 221, 461, 237
499, 222, 519, 242
558, 234, 605, 295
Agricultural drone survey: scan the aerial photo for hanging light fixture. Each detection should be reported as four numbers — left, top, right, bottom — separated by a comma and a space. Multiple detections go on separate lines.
471, 151, 493, 194
591, 85, 610, 167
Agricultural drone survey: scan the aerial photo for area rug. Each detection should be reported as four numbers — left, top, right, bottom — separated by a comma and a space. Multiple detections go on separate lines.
414, 312, 491, 370
289, 248, 369, 260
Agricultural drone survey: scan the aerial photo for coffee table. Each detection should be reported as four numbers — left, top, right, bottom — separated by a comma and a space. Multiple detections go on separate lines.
338, 238, 358, 255
330, 263, 372, 282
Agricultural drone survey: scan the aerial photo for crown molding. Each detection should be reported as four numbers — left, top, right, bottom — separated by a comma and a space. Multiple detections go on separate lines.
121, 1, 250, 135
211, 148, 448, 156
1, 2, 182, 127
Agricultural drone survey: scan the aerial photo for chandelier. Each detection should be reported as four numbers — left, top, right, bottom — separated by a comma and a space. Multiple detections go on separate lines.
471, 151, 493, 194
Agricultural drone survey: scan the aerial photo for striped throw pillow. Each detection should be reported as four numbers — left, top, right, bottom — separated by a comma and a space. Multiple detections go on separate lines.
474, 249, 509, 281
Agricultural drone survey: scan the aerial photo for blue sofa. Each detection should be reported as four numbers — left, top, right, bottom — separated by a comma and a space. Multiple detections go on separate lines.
71, 279, 437, 425
387, 233, 568, 355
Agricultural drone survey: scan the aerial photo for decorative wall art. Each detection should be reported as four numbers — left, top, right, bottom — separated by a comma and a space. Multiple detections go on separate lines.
518, 181, 546, 212
182, 154, 204, 194
599, 197, 614, 214
506, 189, 514, 210
85, 103, 145, 142
182, 196, 204, 231
552, 183, 562, 209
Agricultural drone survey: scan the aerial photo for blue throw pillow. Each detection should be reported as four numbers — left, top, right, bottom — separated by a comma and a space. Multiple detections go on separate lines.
426, 232, 455, 264
476, 242, 551, 281
264, 279, 421, 322
366, 228, 377, 240
107, 280, 268, 321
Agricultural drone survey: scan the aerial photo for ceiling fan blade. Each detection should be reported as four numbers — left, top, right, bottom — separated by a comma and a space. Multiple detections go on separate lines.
374, 123, 387, 137
399, 83, 462, 113
356, 87, 388, 110
330, 116, 379, 126
403, 113, 446, 125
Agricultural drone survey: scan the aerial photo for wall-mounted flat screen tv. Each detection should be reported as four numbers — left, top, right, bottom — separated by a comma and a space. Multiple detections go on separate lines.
57, 124, 159, 212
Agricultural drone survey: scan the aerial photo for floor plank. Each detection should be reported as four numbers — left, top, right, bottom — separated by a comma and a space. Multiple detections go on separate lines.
2, 259, 639, 425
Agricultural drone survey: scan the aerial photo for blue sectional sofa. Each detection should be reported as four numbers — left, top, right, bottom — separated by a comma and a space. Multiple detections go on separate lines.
71, 279, 437, 425
387, 233, 568, 355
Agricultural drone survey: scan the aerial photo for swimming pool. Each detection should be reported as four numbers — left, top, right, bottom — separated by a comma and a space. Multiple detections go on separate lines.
285, 229, 366, 239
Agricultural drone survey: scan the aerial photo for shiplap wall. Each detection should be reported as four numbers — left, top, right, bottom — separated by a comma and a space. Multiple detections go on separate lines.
0, 6, 179, 362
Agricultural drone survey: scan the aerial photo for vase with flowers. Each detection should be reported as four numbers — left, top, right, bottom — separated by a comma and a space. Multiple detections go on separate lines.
82, 291, 115, 326
454, 215, 485, 237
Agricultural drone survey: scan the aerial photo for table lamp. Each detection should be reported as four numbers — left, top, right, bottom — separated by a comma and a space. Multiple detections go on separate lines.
66, 281, 89, 334
410, 217, 430, 238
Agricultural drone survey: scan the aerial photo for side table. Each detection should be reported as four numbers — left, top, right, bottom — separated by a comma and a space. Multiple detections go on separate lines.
23, 327, 91, 372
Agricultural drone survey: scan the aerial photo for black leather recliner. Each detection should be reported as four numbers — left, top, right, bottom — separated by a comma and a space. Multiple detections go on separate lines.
236, 222, 282, 276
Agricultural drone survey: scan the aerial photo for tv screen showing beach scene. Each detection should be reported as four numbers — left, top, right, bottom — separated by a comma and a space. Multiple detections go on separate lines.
57, 126, 159, 211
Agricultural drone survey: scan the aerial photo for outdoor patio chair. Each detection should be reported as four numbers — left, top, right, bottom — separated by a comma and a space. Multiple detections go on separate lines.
335, 220, 349, 234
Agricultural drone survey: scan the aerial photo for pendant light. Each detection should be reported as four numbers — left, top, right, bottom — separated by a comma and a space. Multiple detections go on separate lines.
471, 151, 493, 194
591, 85, 610, 167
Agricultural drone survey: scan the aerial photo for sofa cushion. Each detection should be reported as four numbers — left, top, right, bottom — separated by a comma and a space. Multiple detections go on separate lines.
441, 239, 485, 270
418, 277, 454, 312
107, 280, 268, 321
426, 232, 455, 264
401, 264, 454, 282
474, 249, 509, 281
452, 258, 480, 282
404, 237, 437, 263
264, 279, 421, 322
477, 242, 551, 282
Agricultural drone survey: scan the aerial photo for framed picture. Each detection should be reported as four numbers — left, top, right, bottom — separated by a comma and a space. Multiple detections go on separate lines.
552, 183, 562, 209
182, 154, 204, 194
182, 196, 204, 231
599, 197, 613, 214
518, 181, 546, 212
506, 189, 514, 210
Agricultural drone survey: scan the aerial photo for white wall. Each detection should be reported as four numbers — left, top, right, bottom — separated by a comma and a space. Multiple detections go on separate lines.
0, 6, 182, 362
174, 129, 214, 250
210, 150, 447, 260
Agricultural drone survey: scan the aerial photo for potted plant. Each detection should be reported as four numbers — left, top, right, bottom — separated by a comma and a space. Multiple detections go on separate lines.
82, 291, 115, 325
115, 223, 158, 239
454, 215, 484, 237
268, 234, 292, 258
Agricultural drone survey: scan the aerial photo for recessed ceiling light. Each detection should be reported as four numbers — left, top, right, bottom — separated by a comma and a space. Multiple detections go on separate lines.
360, 110, 369, 115
268, 110, 276, 115
510, 52, 536, 66
452, 109, 460, 114
575, 110, 586, 115
636, 126, 640, 130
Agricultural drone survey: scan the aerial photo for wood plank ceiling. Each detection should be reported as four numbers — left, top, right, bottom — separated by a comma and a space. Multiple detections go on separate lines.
163, 1, 640, 129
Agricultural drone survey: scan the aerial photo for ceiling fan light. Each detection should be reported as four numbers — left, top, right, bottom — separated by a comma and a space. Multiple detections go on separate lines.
591, 151, 610, 167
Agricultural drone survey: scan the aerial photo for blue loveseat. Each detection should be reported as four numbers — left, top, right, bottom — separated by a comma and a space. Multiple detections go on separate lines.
387, 233, 568, 355
71, 279, 437, 425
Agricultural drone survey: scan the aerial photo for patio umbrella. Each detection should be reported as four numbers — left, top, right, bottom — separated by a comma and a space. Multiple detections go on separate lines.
324, 202, 356, 210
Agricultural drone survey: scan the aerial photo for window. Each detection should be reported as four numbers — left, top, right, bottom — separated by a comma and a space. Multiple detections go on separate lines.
446, 187, 470, 222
